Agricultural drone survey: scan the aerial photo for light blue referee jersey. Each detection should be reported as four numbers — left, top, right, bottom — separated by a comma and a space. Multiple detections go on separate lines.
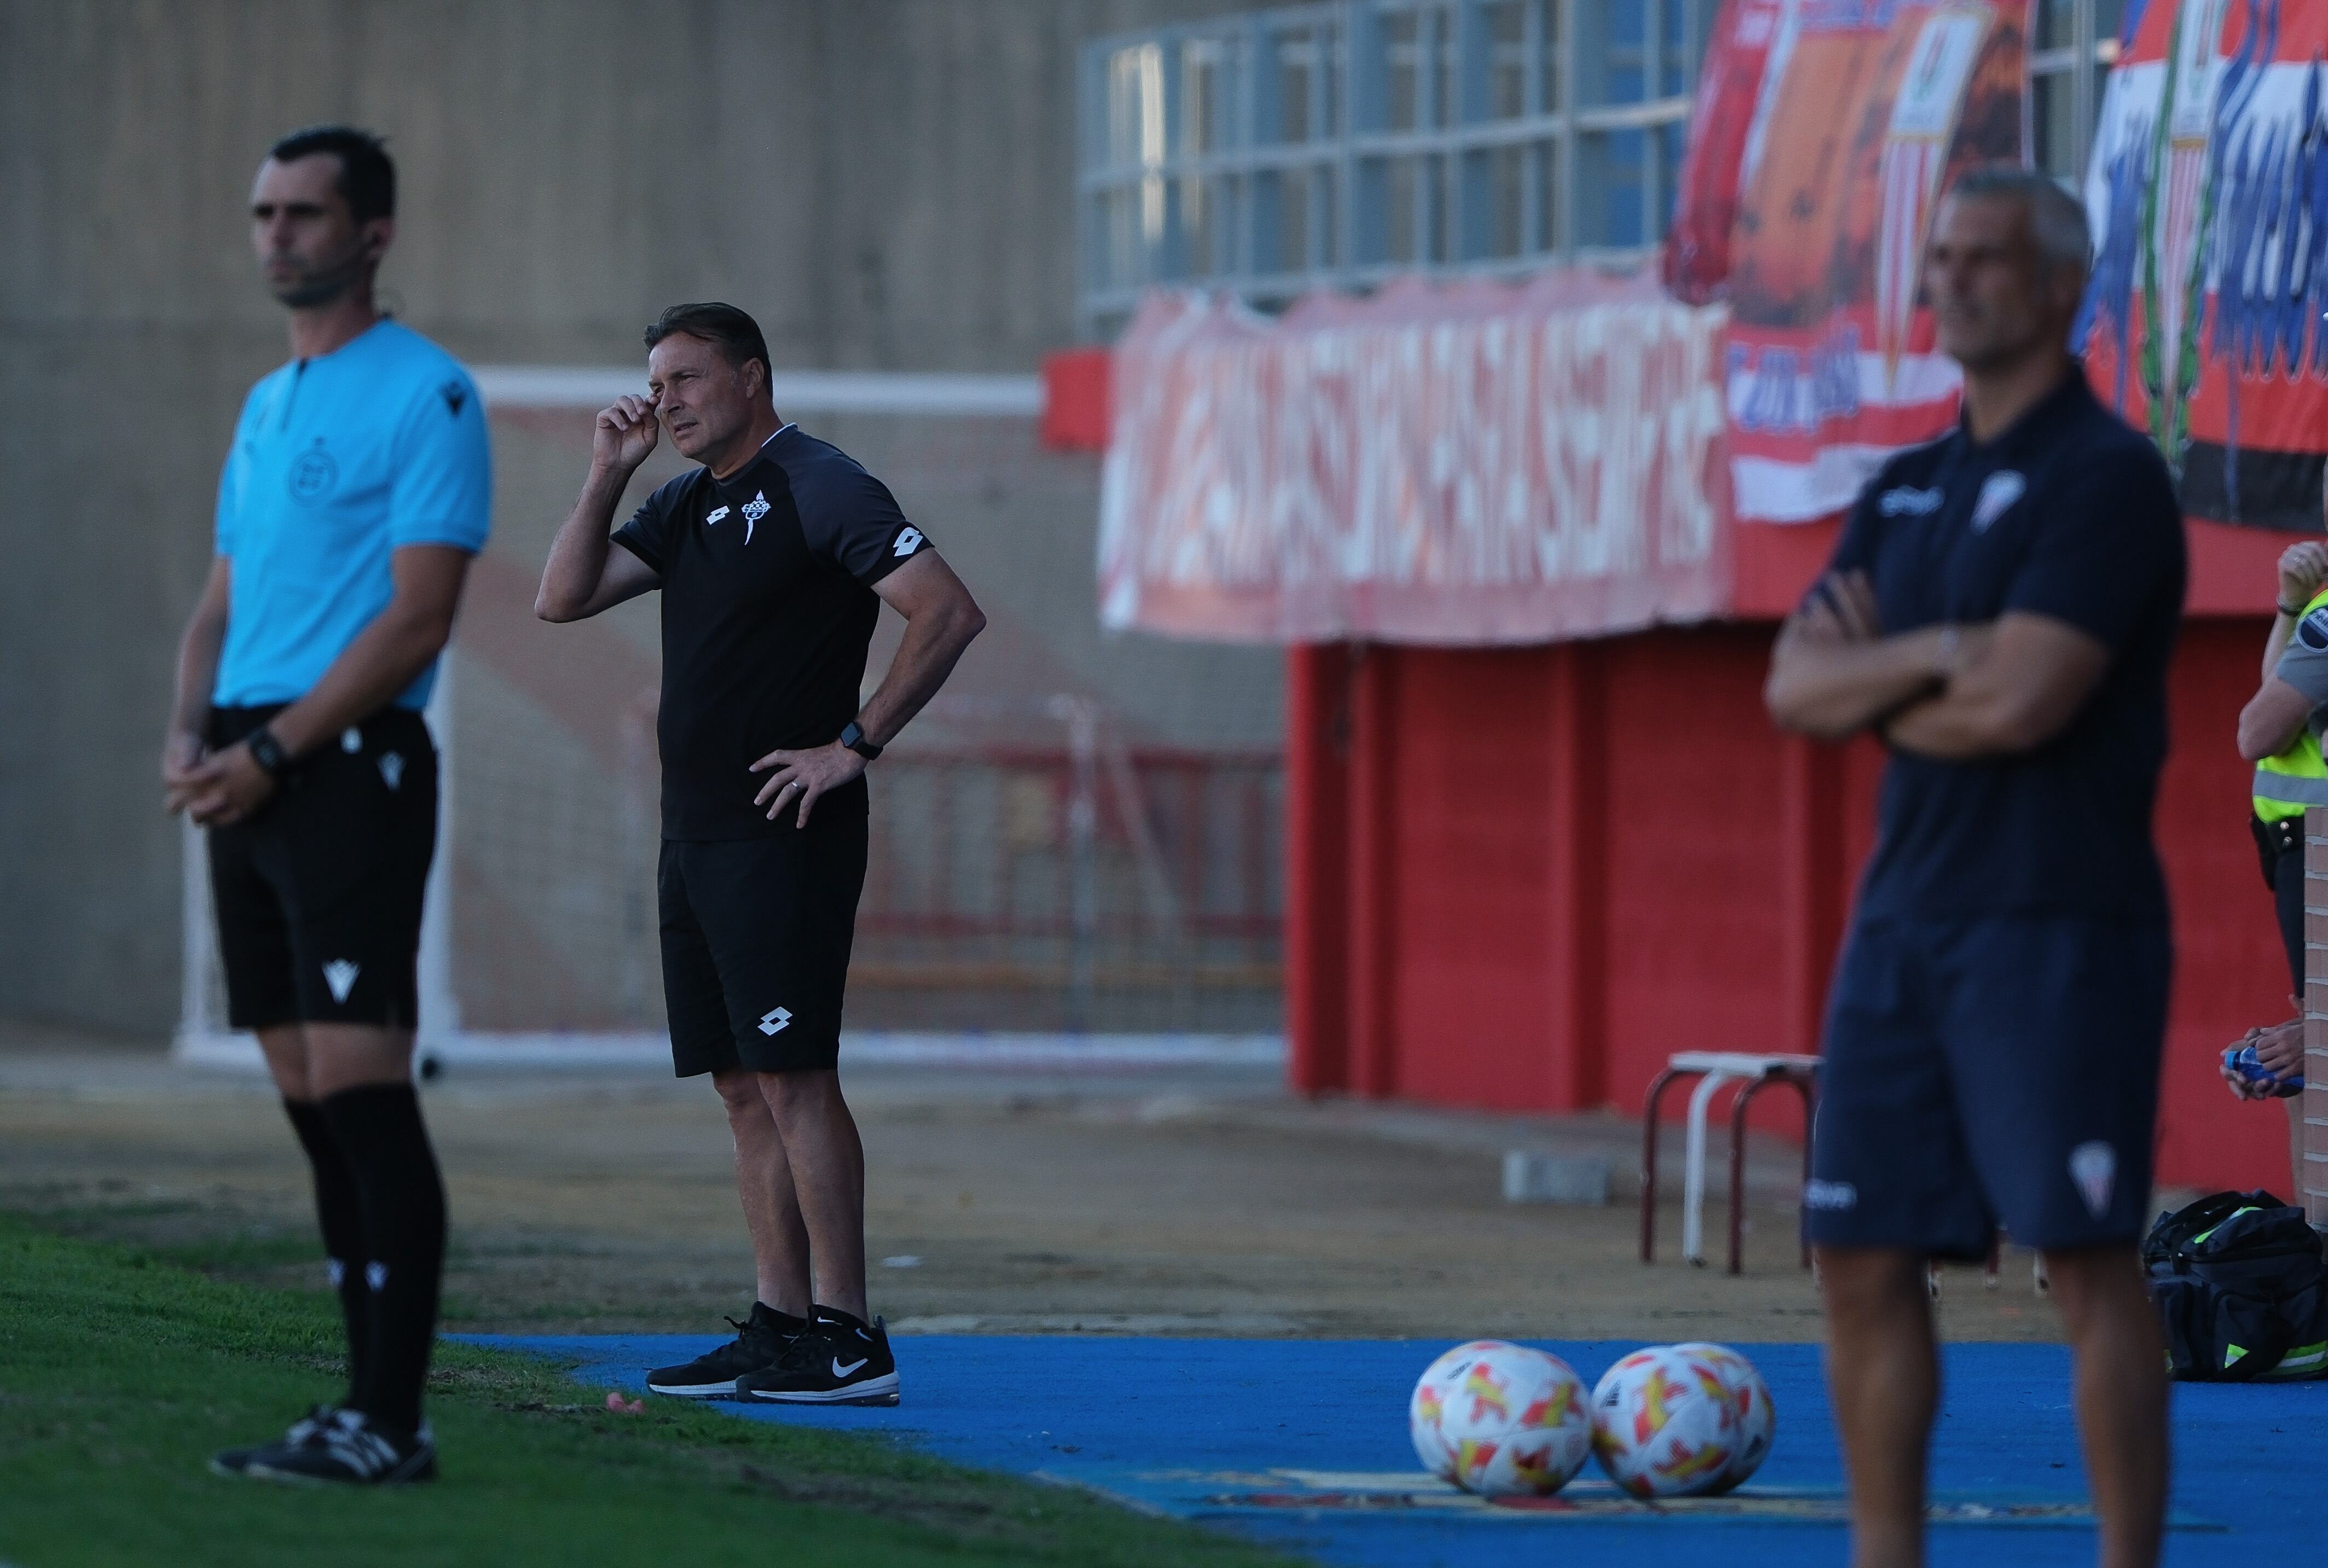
213, 318, 492, 711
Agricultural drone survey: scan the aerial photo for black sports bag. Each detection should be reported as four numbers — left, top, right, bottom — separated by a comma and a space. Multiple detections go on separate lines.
2142, 1190, 2328, 1381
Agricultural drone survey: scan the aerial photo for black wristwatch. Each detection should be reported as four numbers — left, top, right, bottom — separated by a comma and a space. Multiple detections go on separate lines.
838, 721, 883, 762
245, 725, 292, 780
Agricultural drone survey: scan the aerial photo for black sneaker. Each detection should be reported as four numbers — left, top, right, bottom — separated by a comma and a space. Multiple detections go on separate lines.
646, 1303, 803, 1398
209, 1404, 336, 1478
246, 1408, 436, 1485
740, 1308, 900, 1406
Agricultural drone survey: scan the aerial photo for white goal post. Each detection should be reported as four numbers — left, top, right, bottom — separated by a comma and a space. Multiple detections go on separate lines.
173, 367, 1283, 1076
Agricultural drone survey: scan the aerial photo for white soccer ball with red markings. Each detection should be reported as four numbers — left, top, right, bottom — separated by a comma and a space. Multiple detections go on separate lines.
1590, 1345, 1740, 1497
1408, 1340, 1592, 1497
1670, 1342, 1775, 1492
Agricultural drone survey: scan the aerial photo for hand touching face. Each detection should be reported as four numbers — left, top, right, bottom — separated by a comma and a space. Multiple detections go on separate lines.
594, 392, 661, 475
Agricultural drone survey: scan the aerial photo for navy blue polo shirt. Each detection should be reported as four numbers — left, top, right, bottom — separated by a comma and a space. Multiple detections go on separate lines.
1822, 371, 2186, 924
612, 423, 931, 840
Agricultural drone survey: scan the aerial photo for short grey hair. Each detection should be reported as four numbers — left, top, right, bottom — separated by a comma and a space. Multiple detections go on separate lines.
1944, 164, 2092, 275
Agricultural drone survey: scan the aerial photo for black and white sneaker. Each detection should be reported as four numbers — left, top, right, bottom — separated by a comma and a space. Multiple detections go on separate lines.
209, 1404, 337, 1478
740, 1308, 900, 1406
246, 1408, 436, 1485
647, 1302, 804, 1398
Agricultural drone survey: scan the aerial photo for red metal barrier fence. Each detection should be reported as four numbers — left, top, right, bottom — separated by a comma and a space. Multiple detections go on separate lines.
858, 740, 1284, 1032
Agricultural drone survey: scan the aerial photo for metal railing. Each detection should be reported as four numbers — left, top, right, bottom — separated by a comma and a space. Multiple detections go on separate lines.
2029, 0, 2127, 185
1078, 0, 1711, 332
858, 735, 1284, 1029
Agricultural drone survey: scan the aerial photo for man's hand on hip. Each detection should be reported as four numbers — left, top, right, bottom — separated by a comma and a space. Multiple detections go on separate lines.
176, 742, 278, 827
749, 741, 866, 828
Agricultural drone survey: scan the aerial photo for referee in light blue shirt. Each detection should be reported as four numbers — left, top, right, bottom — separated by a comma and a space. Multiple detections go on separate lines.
161, 126, 488, 1486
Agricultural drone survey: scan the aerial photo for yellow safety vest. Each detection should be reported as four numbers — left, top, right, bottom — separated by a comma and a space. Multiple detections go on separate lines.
2254, 584, 2328, 824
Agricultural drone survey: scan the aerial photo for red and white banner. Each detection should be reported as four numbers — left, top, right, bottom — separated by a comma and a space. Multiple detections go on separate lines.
1096, 274, 1731, 646
1677, 0, 2029, 522
2079, 0, 2328, 530
1666, 0, 1789, 305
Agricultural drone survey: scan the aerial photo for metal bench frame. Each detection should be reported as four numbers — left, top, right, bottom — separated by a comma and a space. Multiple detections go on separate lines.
1639, 1052, 1819, 1275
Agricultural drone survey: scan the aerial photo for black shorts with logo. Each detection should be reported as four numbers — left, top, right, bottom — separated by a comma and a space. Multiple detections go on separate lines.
659, 778, 869, 1077
1805, 912, 2170, 1257
206, 705, 437, 1031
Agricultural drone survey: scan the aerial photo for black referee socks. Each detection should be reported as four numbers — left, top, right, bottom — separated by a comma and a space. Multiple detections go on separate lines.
281, 1098, 372, 1406
318, 1082, 448, 1435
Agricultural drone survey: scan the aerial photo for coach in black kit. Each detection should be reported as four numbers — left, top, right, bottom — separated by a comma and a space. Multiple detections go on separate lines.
537, 303, 984, 1406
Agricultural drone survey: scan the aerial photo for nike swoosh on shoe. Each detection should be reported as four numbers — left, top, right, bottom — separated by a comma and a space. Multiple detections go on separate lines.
832, 1357, 869, 1378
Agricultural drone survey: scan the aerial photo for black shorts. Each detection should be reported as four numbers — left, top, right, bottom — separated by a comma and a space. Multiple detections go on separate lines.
2257, 815, 2306, 998
1805, 912, 2170, 1258
659, 780, 868, 1077
206, 705, 437, 1031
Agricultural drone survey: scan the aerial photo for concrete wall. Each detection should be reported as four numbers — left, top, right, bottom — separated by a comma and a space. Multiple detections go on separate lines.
0, 0, 1276, 1036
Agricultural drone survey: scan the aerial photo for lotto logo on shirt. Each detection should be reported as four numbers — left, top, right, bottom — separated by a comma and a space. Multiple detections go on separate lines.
893, 526, 924, 557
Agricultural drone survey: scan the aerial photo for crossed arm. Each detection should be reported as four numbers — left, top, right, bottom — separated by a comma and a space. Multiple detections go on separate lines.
1764, 571, 2111, 758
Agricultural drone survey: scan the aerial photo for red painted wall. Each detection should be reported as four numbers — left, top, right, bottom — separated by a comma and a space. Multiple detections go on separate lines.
1288, 618, 2300, 1192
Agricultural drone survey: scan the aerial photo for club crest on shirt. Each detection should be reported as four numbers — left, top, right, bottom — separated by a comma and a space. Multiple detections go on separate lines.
287, 438, 338, 502
2300, 609, 2328, 651
1971, 471, 2025, 532
740, 490, 771, 544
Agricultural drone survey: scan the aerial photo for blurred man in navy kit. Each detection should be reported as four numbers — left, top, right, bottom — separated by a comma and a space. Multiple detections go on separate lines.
1767, 168, 2185, 1568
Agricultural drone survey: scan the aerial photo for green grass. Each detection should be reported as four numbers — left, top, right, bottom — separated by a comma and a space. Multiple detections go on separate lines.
0, 1213, 1304, 1568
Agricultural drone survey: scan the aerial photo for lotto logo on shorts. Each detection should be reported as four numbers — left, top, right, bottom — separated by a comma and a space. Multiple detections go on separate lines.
1803, 1179, 1858, 1211
758, 1007, 792, 1036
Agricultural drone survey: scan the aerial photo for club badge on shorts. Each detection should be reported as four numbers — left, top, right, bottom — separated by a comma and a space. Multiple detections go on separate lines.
2069, 1140, 2116, 1218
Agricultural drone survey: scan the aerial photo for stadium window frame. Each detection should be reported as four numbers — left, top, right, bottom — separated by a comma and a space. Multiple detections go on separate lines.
2026, 0, 2123, 188
1075, 0, 1711, 336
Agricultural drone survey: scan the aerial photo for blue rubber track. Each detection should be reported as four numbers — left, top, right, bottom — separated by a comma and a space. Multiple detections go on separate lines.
461, 1335, 2327, 1567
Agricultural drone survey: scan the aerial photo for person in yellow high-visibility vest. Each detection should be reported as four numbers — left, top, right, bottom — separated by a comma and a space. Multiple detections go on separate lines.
2230, 538, 2328, 1192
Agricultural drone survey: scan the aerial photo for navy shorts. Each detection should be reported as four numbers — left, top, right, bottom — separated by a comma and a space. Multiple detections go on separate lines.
657, 780, 868, 1077
1805, 913, 2170, 1258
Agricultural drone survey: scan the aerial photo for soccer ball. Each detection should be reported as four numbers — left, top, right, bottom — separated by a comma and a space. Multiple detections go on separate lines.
1669, 1342, 1775, 1492
1408, 1340, 1593, 1497
1590, 1345, 1740, 1497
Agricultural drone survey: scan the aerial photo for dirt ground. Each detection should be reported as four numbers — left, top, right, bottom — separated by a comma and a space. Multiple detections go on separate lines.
0, 1022, 2079, 1344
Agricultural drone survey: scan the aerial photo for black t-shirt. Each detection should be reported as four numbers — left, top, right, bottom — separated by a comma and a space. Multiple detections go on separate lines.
612, 425, 931, 839
1821, 371, 2187, 925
